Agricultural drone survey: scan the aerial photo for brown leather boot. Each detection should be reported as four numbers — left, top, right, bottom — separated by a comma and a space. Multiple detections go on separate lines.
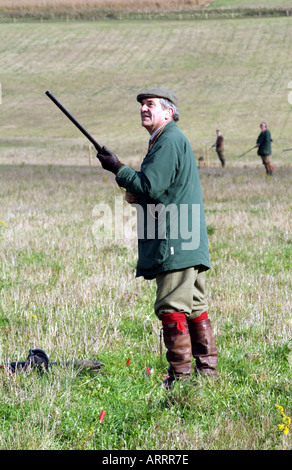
188, 318, 218, 376
162, 320, 192, 390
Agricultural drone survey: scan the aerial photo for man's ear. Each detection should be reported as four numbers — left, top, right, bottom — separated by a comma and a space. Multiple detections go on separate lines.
165, 106, 174, 120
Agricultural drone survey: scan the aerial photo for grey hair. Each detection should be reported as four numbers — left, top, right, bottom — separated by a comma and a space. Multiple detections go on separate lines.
159, 98, 179, 122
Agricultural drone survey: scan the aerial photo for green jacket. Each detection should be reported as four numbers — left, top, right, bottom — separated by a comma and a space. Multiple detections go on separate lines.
257, 129, 272, 156
116, 121, 210, 279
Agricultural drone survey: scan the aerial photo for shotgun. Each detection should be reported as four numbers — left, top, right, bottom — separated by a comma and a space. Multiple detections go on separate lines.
238, 145, 257, 158
0, 349, 103, 373
45, 91, 103, 152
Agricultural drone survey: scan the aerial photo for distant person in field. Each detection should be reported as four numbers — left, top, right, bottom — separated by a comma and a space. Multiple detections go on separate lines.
211, 129, 225, 167
96, 88, 218, 389
256, 122, 274, 176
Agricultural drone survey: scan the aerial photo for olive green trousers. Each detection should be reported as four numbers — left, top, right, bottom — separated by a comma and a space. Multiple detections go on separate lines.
154, 267, 208, 321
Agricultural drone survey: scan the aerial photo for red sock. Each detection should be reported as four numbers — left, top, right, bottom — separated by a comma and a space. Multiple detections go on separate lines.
161, 312, 187, 332
189, 311, 208, 323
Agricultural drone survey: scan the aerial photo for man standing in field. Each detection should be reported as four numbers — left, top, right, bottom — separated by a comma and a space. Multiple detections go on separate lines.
256, 121, 274, 176
96, 88, 218, 389
212, 129, 225, 167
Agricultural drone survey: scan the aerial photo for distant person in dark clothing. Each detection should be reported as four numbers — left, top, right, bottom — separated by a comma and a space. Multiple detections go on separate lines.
212, 129, 225, 167
256, 122, 274, 176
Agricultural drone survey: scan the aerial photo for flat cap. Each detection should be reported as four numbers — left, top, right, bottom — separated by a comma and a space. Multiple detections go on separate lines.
137, 88, 178, 107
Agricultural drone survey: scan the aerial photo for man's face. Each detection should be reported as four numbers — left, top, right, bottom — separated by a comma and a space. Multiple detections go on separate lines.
140, 97, 172, 134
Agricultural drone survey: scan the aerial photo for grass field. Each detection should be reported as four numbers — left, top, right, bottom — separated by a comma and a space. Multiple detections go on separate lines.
211, 0, 292, 8
0, 6, 291, 451
1, 17, 292, 166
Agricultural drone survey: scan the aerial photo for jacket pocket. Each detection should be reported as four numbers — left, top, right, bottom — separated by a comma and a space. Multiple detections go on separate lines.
138, 237, 169, 270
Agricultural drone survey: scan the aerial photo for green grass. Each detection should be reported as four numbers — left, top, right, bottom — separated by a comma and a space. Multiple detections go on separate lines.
0, 14, 291, 450
210, 0, 292, 8
0, 163, 291, 450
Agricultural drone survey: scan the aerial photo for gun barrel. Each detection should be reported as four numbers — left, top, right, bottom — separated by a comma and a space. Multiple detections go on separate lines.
238, 145, 257, 158
45, 91, 102, 152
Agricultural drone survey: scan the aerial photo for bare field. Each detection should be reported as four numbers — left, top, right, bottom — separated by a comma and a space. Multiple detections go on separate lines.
0, 0, 211, 11
1, 0, 291, 11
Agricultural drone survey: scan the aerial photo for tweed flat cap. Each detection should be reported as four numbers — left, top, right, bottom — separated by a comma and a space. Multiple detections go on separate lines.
137, 88, 178, 106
